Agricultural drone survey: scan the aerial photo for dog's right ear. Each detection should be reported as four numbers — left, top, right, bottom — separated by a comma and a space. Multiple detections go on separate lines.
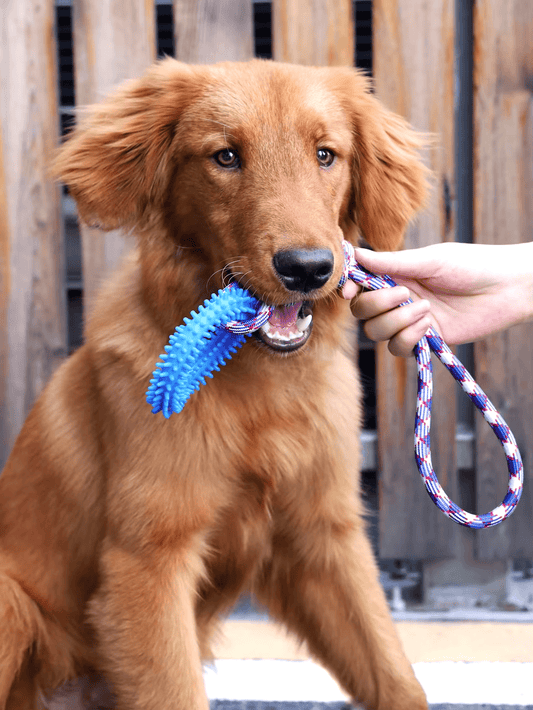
52, 60, 202, 231
351, 95, 430, 251
330, 67, 429, 252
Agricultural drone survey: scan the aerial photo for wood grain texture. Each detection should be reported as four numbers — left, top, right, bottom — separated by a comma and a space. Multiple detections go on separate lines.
174, 0, 254, 63
474, 0, 533, 559
272, 0, 354, 66
373, 0, 457, 558
72, 0, 155, 314
0, 121, 9, 468
0, 0, 66, 467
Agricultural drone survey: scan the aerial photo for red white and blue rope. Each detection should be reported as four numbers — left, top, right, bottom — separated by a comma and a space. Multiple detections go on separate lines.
225, 301, 273, 333
340, 239, 523, 528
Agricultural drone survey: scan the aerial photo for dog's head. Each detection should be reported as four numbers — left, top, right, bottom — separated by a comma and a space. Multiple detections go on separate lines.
54, 60, 428, 354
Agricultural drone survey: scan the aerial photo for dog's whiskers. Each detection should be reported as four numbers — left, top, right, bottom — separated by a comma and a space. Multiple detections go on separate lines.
206, 258, 246, 291
226, 268, 253, 292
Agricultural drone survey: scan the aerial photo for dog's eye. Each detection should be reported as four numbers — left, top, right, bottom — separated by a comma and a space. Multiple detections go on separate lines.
213, 149, 241, 169
317, 148, 335, 168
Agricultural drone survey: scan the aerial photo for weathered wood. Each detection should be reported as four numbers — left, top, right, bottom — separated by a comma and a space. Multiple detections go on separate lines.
71, 0, 156, 314
0, 118, 10, 468
272, 0, 354, 66
173, 0, 254, 63
0, 0, 66, 468
373, 0, 457, 558
474, 0, 533, 559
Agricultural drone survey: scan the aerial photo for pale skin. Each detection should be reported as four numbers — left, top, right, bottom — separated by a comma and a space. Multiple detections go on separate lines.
341, 241, 533, 357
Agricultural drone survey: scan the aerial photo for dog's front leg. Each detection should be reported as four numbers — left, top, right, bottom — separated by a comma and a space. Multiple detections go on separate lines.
254, 490, 427, 710
89, 539, 209, 710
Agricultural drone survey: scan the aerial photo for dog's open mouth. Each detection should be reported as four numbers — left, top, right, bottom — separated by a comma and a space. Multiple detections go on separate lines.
254, 301, 313, 352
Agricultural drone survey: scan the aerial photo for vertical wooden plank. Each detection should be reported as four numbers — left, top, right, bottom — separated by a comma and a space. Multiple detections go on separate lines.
0, 0, 66, 468
0, 118, 10, 468
72, 0, 156, 314
272, 0, 354, 66
373, 0, 457, 558
173, 0, 254, 63
473, 0, 533, 560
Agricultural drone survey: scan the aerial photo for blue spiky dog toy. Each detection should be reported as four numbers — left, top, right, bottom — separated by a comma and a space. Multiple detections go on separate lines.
147, 243, 349, 417
146, 284, 273, 417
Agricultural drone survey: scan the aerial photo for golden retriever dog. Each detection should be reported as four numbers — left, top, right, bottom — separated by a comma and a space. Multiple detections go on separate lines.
0, 59, 428, 710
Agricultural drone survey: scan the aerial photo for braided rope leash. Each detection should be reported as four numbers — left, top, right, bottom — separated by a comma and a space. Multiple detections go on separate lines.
147, 240, 523, 528
340, 240, 524, 529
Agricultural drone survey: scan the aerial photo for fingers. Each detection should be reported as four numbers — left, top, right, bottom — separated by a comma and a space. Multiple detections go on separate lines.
387, 315, 432, 357
341, 270, 432, 358
350, 287, 431, 357
351, 286, 410, 320
341, 280, 360, 300
362, 298, 430, 342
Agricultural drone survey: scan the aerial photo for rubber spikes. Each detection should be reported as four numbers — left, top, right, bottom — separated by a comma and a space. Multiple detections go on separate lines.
146, 285, 261, 417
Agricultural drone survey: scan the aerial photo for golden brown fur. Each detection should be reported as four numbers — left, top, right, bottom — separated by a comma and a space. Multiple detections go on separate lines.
0, 60, 428, 710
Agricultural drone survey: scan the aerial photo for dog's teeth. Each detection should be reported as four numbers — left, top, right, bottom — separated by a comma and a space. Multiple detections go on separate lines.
296, 314, 312, 332
261, 321, 271, 334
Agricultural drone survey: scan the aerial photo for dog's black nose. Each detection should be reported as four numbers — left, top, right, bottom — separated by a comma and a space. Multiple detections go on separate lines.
272, 249, 334, 293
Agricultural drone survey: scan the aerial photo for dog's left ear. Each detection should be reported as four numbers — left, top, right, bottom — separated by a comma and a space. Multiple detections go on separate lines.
53, 60, 202, 231
335, 69, 429, 251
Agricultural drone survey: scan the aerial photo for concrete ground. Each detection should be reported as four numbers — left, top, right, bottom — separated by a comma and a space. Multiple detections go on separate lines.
206, 617, 533, 709
44, 610, 533, 708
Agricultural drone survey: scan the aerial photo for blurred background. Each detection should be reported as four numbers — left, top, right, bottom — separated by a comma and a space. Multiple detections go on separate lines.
1, 0, 532, 621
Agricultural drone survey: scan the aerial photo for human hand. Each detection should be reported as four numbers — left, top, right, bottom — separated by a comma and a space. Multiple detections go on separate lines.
342, 242, 533, 357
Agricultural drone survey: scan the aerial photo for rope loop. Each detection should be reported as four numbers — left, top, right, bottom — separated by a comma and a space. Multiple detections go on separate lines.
225, 285, 274, 333
342, 239, 524, 528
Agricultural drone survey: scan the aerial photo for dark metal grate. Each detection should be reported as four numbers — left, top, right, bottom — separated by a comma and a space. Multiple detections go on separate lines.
253, 2, 272, 59
56, 5, 75, 107
354, 0, 372, 74
156, 3, 175, 58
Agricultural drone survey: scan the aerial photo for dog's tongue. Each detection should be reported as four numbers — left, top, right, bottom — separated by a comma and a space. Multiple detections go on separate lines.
268, 302, 301, 331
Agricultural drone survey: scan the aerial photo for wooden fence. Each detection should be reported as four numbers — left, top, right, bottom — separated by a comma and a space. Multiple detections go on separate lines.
1, 0, 532, 564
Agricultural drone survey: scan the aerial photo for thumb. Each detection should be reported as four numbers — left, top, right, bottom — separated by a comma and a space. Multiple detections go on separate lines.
354, 246, 436, 280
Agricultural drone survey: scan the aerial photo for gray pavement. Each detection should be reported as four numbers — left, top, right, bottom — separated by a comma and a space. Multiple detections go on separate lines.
206, 659, 533, 710
211, 704, 533, 709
